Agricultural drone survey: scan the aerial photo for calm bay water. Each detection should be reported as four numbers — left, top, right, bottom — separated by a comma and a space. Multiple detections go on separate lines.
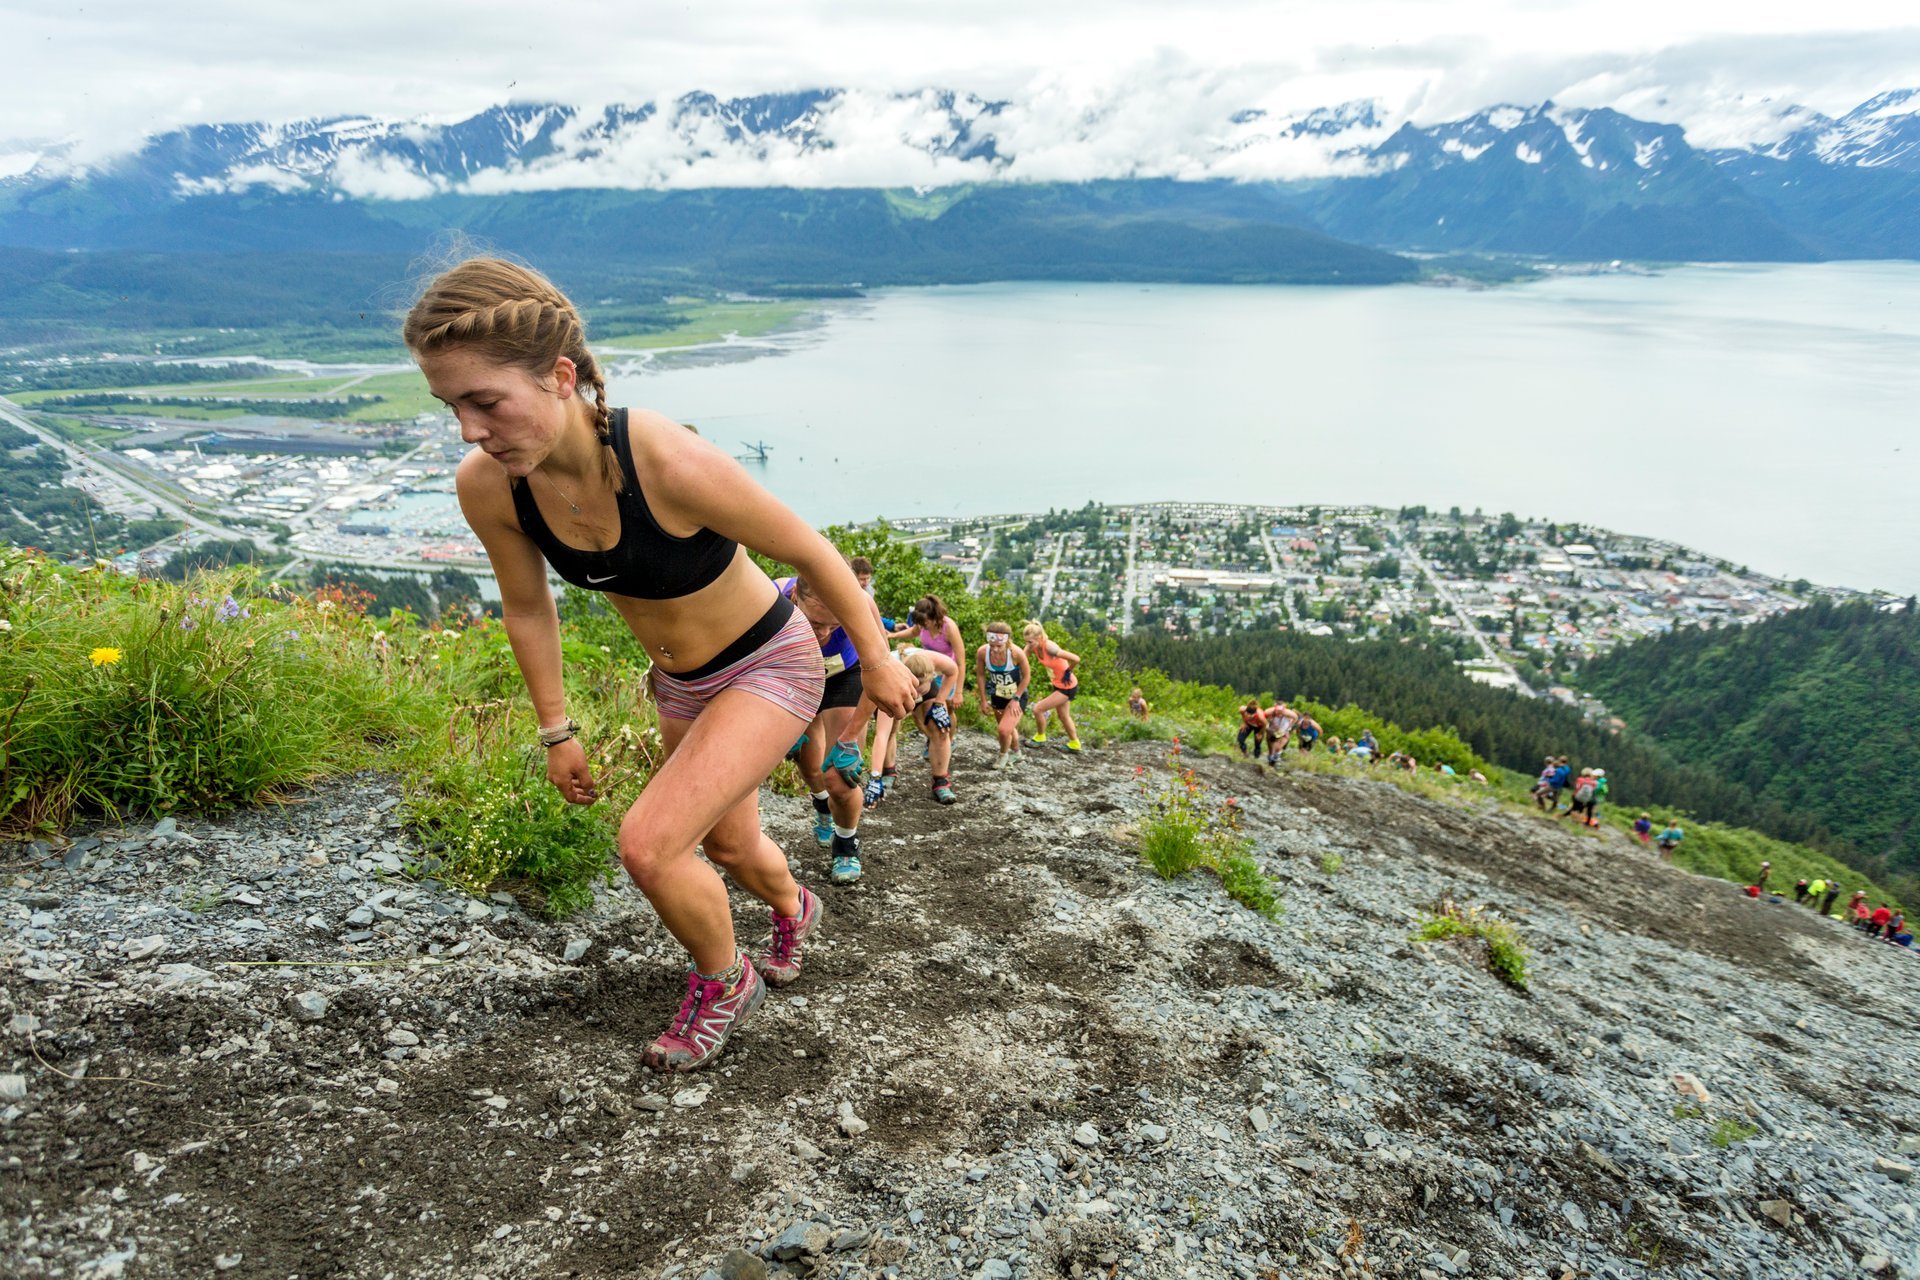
611, 263, 1920, 595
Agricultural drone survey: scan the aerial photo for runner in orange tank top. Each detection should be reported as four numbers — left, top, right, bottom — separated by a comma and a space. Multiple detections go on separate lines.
1022, 620, 1082, 753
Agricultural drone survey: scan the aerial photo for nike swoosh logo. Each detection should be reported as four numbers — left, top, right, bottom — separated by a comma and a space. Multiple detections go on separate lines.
586, 573, 618, 584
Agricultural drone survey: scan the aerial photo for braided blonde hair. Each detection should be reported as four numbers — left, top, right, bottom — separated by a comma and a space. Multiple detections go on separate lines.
403, 257, 621, 490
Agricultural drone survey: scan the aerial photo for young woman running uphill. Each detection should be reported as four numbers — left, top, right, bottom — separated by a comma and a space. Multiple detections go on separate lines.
406, 259, 916, 1072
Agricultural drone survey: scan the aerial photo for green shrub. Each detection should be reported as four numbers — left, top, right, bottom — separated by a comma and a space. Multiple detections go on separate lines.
1709, 1117, 1759, 1148
0, 557, 424, 826
1136, 751, 1282, 918
1414, 899, 1530, 991
444, 750, 616, 916
0, 551, 661, 917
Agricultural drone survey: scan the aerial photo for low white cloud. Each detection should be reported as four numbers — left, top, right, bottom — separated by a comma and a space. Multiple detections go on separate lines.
330, 150, 445, 200
175, 162, 313, 195
1, 1, 1915, 191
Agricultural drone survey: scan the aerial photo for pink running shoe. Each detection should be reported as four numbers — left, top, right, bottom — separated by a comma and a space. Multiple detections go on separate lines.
641, 957, 767, 1072
754, 885, 824, 988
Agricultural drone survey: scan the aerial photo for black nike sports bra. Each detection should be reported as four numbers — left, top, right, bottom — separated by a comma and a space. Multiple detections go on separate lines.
509, 408, 738, 599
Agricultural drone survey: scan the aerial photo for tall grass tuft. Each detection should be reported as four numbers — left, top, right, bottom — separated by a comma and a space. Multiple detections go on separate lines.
0, 557, 426, 826
1414, 897, 1530, 991
0, 552, 664, 917
1135, 749, 1283, 920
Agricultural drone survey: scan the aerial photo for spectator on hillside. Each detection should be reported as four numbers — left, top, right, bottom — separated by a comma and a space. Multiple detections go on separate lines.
1807, 877, 1828, 909
1885, 910, 1906, 943
1550, 757, 1574, 810
1793, 878, 1810, 904
1469, 768, 1489, 784
1853, 898, 1875, 929
1633, 812, 1654, 843
1531, 757, 1557, 809
1820, 881, 1844, 917
1846, 889, 1868, 923
1563, 769, 1600, 826
1588, 769, 1609, 826
1127, 687, 1150, 720
1357, 729, 1380, 760
1870, 903, 1894, 937
1655, 823, 1685, 860
850, 555, 877, 597
1756, 861, 1772, 893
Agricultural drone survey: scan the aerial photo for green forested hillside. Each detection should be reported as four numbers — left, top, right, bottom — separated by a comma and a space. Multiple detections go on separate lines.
1118, 628, 1830, 850
1580, 601, 1920, 875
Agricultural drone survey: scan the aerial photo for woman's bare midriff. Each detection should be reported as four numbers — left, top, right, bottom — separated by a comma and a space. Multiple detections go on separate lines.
601, 547, 781, 672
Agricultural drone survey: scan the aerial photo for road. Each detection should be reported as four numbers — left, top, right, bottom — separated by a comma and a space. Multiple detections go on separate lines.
1258, 526, 1304, 628
0, 396, 243, 542
1395, 533, 1533, 694
1035, 534, 1068, 615
1121, 510, 1140, 636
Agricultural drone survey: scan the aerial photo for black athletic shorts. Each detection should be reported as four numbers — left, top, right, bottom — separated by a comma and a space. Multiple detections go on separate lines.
1046, 684, 1078, 702
817, 664, 863, 713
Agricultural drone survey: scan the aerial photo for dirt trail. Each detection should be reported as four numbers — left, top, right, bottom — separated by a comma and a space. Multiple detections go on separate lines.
5, 735, 1917, 1279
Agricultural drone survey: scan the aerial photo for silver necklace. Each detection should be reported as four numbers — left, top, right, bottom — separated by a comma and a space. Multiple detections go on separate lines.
539, 469, 582, 515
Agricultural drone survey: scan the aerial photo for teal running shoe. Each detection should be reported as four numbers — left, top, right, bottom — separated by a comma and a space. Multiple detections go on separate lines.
829, 834, 863, 885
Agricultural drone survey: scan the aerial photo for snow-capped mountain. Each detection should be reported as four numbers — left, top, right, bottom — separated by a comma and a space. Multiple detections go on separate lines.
6, 87, 1912, 199
1, 88, 1914, 265
1746, 89, 1920, 170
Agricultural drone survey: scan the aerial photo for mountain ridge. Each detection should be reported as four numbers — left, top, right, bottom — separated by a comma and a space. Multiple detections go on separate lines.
4, 87, 1917, 266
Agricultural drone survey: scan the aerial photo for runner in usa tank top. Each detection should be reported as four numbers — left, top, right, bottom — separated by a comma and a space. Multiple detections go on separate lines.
509, 408, 737, 598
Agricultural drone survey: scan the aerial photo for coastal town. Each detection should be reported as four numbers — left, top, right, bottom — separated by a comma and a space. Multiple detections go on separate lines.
899, 501, 1887, 705
1, 375, 1898, 718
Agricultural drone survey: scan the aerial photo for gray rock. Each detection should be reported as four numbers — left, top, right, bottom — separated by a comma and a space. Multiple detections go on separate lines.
717, 1248, 768, 1280
1757, 1199, 1794, 1227
563, 938, 592, 963
288, 992, 328, 1022
979, 1262, 1014, 1280
1247, 1105, 1272, 1134
1073, 1122, 1101, 1148
122, 935, 168, 960
1561, 1201, 1587, 1232
838, 1100, 870, 1137
0, 1073, 26, 1101
1897, 1136, 1920, 1156
152, 963, 214, 990
385, 1028, 420, 1047
1138, 1123, 1170, 1144
636, 1094, 670, 1112
768, 1222, 830, 1261
345, 907, 375, 927
1860, 1254, 1893, 1275
792, 1137, 825, 1161
1872, 1157, 1912, 1183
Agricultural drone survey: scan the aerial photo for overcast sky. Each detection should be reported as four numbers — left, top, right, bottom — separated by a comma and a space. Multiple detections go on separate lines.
5, 0, 1918, 163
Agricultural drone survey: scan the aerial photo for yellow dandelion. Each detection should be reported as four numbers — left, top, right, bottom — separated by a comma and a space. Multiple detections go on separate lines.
89, 647, 122, 666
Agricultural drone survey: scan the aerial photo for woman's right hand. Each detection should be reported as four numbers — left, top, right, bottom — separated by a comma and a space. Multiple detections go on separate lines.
547, 739, 598, 806
861, 656, 920, 720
